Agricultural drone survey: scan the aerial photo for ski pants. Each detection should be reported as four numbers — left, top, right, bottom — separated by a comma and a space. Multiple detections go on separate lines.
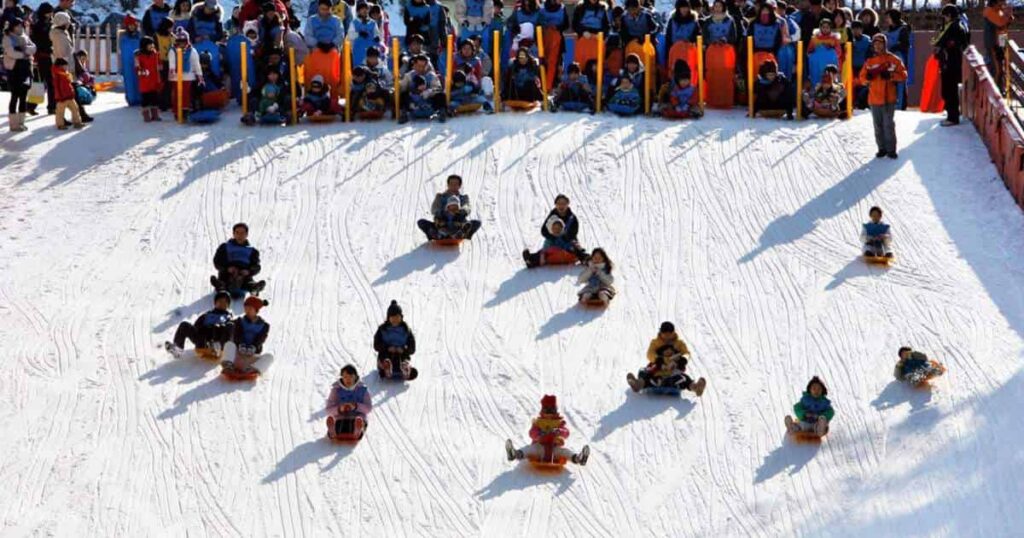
941, 68, 960, 124
520, 442, 574, 461
173, 321, 234, 349
638, 369, 693, 390
417, 218, 482, 240
377, 353, 410, 377
870, 103, 897, 154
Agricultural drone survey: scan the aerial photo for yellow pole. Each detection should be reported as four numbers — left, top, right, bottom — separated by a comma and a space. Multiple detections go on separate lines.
796, 40, 804, 120
176, 47, 184, 123
844, 41, 853, 120
493, 29, 501, 112
696, 35, 705, 112
596, 32, 604, 113
446, 34, 454, 106
241, 41, 249, 115
746, 36, 753, 118
343, 40, 352, 122
392, 37, 401, 121
644, 34, 652, 115
289, 47, 298, 125
538, 26, 548, 111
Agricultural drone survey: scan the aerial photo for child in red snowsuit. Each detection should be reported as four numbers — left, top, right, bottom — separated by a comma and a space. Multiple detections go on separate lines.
136, 35, 164, 121
505, 395, 591, 465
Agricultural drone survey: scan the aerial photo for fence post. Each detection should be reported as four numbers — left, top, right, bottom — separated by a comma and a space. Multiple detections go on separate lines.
241, 41, 249, 115
176, 47, 184, 123
596, 32, 604, 113
845, 41, 853, 120
289, 47, 298, 125
747, 35, 754, 117
538, 26, 548, 111
392, 37, 401, 121
796, 40, 804, 120
493, 30, 501, 112
697, 35, 705, 112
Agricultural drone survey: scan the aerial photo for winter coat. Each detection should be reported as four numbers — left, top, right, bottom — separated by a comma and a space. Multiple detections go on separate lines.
556, 78, 593, 104
3, 33, 37, 72
403, 0, 435, 46
808, 29, 841, 56
259, 84, 283, 115
669, 84, 695, 111
302, 88, 335, 113
702, 14, 737, 45
861, 221, 891, 245
456, 0, 493, 27
572, 0, 609, 36
347, 16, 380, 43
577, 262, 615, 296
49, 25, 74, 71
754, 73, 791, 110
542, 208, 579, 243
429, 191, 472, 219
31, 18, 53, 56
373, 321, 417, 357
885, 22, 911, 61
749, 18, 782, 53
621, 9, 658, 45
52, 65, 75, 101
399, 68, 442, 96
197, 307, 233, 328
607, 85, 641, 114
538, 3, 568, 32
167, 46, 203, 81
932, 18, 969, 77
143, 2, 173, 36
190, 4, 225, 42
233, 315, 270, 351
529, 415, 569, 445
983, 5, 1012, 51
213, 238, 262, 274
896, 351, 931, 379
645, 333, 689, 363
665, 11, 699, 47
851, 34, 871, 72
326, 381, 373, 416
858, 47, 907, 106
305, 12, 343, 48
794, 392, 835, 422
506, 57, 540, 97
506, 6, 541, 38
135, 49, 163, 93
808, 79, 845, 110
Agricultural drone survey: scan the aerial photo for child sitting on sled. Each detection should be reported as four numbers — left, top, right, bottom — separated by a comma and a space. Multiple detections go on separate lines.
552, 62, 595, 113
785, 376, 835, 436
754, 59, 794, 119
659, 61, 702, 119
224, 296, 270, 374
505, 395, 591, 465
607, 75, 641, 116
803, 64, 846, 118
627, 322, 707, 395
861, 205, 893, 257
577, 248, 615, 304
523, 216, 587, 268
326, 364, 373, 439
373, 300, 418, 380
301, 74, 339, 117
165, 291, 235, 358
416, 175, 483, 240
894, 347, 945, 385
448, 69, 493, 115
257, 70, 286, 124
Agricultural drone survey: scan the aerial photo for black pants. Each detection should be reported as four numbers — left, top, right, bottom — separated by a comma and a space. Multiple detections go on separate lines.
159, 64, 171, 110
941, 69, 960, 123
638, 369, 693, 390
215, 269, 258, 290
7, 60, 30, 114
377, 353, 409, 377
400, 91, 447, 114
36, 57, 56, 113
173, 321, 234, 349
8, 84, 28, 114
417, 218, 481, 240
141, 91, 160, 107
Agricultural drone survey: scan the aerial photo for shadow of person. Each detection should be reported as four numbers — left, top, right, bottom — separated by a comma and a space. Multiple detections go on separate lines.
262, 438, 354, 484
157, 374, 254, 420
536, 302, 604, 340
372, 243, 461, 286
753, 436, 822, 484
153, 293, 215, 333
824, 256, 888, 290
370, 370, 412, 407
138, 352, 219, 385
872, 379, 935, 414
475, 463, 577, 501
592, 391, 695, 441
485, 267, 573, 309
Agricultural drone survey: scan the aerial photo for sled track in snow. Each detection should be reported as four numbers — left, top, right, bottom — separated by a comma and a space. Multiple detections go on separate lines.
2, 94, 1024, 536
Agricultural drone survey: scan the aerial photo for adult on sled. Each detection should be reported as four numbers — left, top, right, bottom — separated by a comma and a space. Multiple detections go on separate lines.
505, 395, 591, 466
894, 346, 946, 385
522, 194, 589, 267
326, 364, 373, 440
416, 174, 482, 241
861, 205, 893, 258
211, 222, 266, 294
577, 248, 615, 305
165, 291, 235, 358
627, 321, 706, 396
223, 296, 270, 374
785, 376, 835, 437
373, 300, 418, 380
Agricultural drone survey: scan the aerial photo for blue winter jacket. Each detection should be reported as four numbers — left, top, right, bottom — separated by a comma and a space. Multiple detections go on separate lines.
749, 20, 781, 52
234, 315, 270, 350
198, 308, 232, 328
702, 15, 736, 44
539, 4, 568, 31
794, 392, 835, 422
608, 86, 641, 114
213, 239, 261, 273
863, 222, 890, 238
327, 381, 373, 416
621, 10, 657, 44
306, 13, 343, 47
851, 34, 871, 71
373, 321, 417, 356
665, 13, 699, 46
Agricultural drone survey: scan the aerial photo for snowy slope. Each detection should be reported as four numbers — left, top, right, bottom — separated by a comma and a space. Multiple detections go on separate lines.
1, 93, 1024, 537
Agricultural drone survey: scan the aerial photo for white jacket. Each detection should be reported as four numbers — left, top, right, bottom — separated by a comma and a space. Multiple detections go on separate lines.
3, 33, 37, 71
167, 46, 203, 81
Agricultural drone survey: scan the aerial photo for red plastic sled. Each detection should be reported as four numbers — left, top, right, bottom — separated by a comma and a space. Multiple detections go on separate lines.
580, 297, 608, 308
604, 48, 623, 78
661, 108, 699, 119
306, 113, 338, 123
705, 44, 736, 109
666, 41, 699, 81
920, 56, 945, 113
432, 238, 464, 246
201, 88, 230, 110
527, 443, 567, 470
222, 365, 260, 381
543, 248, 578, 265
327, 414, 365, 443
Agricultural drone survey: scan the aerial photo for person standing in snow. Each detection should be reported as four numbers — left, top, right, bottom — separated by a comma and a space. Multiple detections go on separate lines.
932, 4, 969, 126
211, 222, 266, 294
859, 33, 906, 159
3, 16, 36, 132
416, 174, 482, 240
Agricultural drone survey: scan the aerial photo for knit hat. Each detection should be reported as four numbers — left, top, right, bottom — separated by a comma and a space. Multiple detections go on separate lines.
673, 59, 691, 80
806, 376, 828, 396
243, 20, 259, 35
173, 26, 190, 43
123, 13, 139, 27
386, 300, 403, 318
518, 22, 534, 43
871, 33, 887, 46
214, 290, 232, 303
412, 74, 426, 87
445, 195, 461, 209
311, 74, 325, 86
759, 58, 778, 77
659, 321, 675, 334
545, 215, 565, 234
52, 11, 71, 27
540, 394, 558, 412
244, 296, 267, 311
36, 2, 54, 16
625, 0, 639, 7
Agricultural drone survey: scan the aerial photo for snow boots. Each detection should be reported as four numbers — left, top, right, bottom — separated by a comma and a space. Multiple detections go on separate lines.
691, 377, 707, 397
626, 372, 644, 392
8, 113, 28, 132
164, 341, 184, 359
505, 439, 522, 461
571, 445, 590, 466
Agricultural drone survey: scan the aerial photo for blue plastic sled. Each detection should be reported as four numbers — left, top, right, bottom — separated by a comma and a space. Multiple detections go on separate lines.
776, 42, 796, 80
645, 386, 682, 396
558, 101, 590, 112
190, 109, 221, 124
259, 113, 286, 125
119, 32, 142, 106
807, 46, 838, 87
226, 34, 256, 103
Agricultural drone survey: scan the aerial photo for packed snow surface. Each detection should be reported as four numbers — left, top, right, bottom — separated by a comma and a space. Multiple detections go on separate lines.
2, 93, 1024, 537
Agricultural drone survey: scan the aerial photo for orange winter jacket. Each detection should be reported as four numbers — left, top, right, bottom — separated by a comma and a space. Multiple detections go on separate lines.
858, 52, 908, 106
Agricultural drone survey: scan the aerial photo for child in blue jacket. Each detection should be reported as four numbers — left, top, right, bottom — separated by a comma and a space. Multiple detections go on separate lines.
785, 376, 835, 436
607, 75, 641, 116
326, 364, 373, 439
373, 301, 418, 380
894, 346, 945, 385
861, 205, 892, 257
552, 62, 595, 113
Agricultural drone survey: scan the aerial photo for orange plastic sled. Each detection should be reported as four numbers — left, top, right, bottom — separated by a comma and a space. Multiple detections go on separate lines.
432, 238, 464, 246
543, 248, 578, 265
864, 254, 894, 265
604, 48, 623, 77
920, 56, 945, 113
581, 297, 608, 308
574, 36, 599, 69
752, 51, 776, 76
705, 43, 736, 109
504, 100, 539, 111
195, 348, 221, 361
304, 48, 343, 95
543, 29, 563, 90
222, 365, 260, 381
306, 113, 338, 123
666, 41, 699, 78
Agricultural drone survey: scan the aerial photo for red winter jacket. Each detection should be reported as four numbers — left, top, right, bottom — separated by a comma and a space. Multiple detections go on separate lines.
239, 0, 287, 24
52, 65, 76, 101
135, 50, 163, 93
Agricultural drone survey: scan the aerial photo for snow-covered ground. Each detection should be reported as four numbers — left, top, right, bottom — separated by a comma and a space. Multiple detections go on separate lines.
2, 93, 1024, 537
